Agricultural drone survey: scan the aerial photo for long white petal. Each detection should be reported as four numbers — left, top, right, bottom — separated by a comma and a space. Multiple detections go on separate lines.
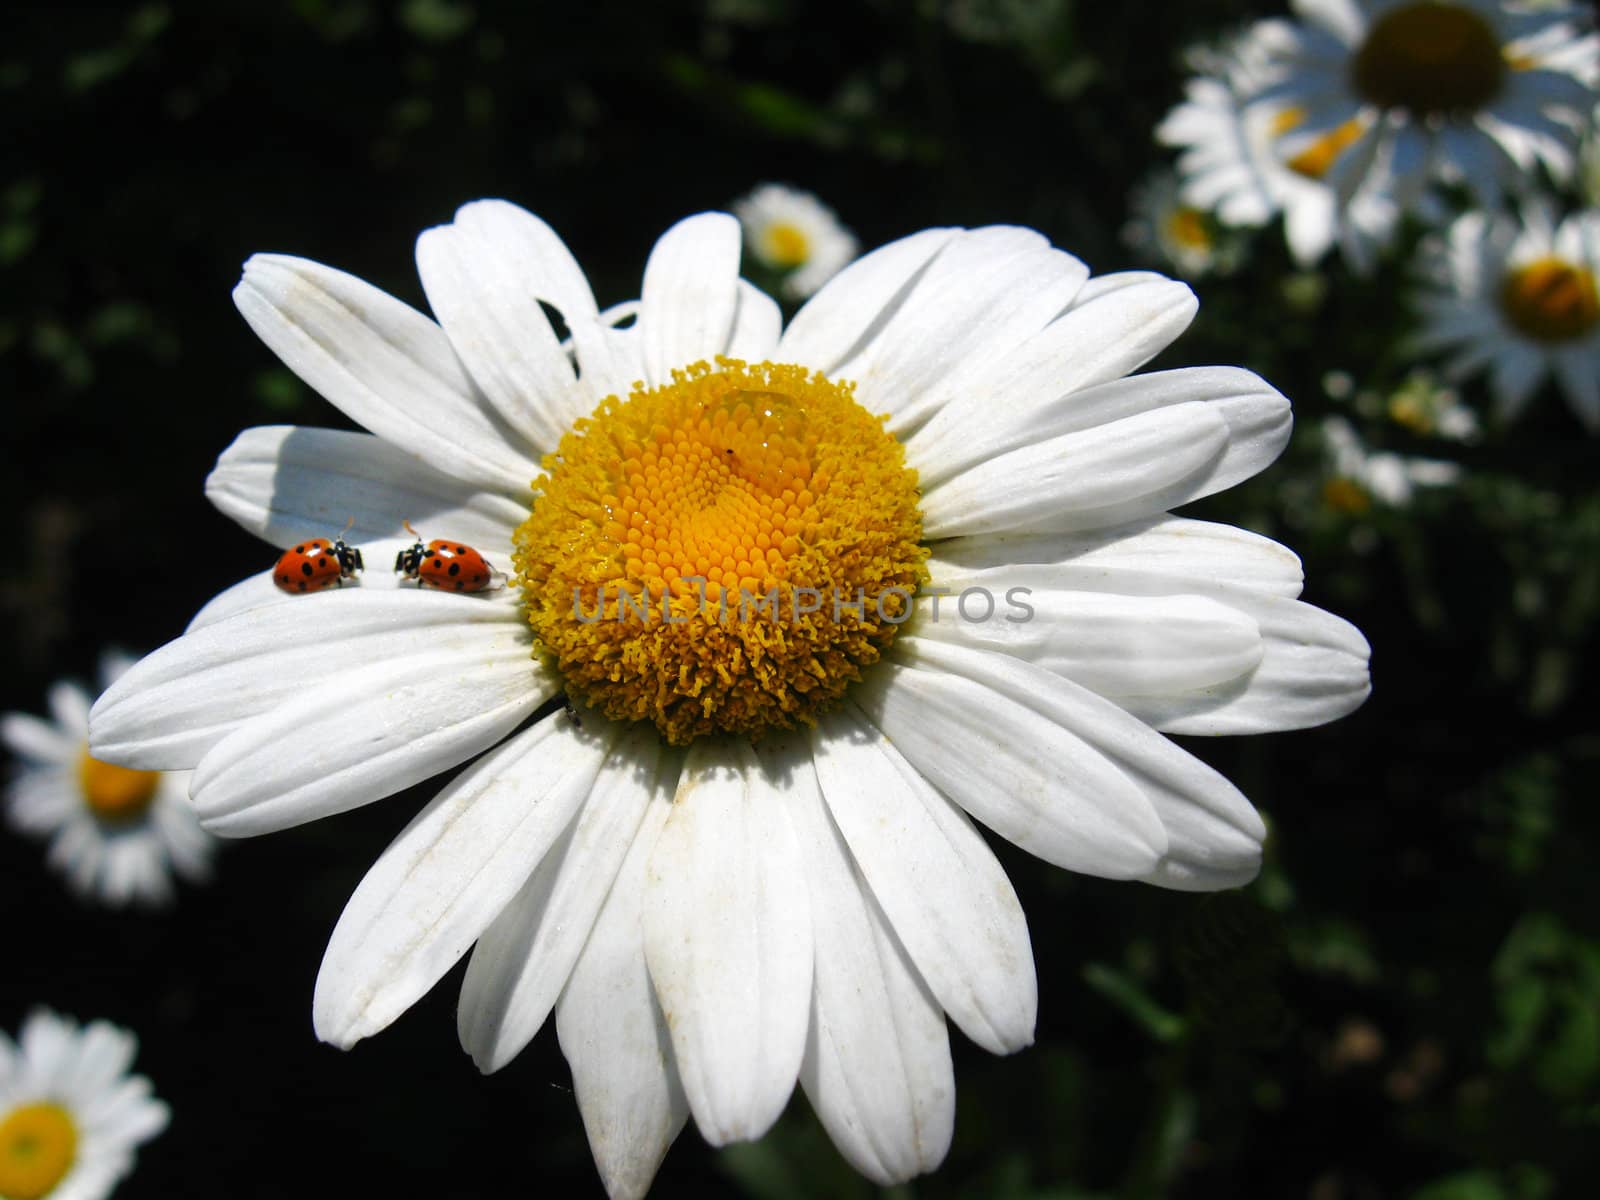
416, 200, 599, 455
638, 214, 742, 388
921, 402, 1230, 538
852, 651, 1169, 880
769, 735, 954, 1185
188, 648, 553, 837
313, 713, 611, 1048
886, 638, 1265, 887
90, 587, 531, 770
556, 789, 688, 1200
808, 705, 1035, 1055
459, 720, 659, 1072
930, 515, 1305, 598
642, 739, 812, 1145
232, 254, 537, 494
205, 425, 525, 550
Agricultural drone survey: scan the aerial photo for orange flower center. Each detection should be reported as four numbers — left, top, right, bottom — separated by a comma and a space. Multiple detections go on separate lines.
78, 748, 161, 823
0, 1103, 78, 1200
515, 359, 927, 744
1500, 257, 1600, 343
1350, 2, 1505, 117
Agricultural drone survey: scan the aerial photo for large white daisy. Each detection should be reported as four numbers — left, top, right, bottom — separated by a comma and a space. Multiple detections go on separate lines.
88, 203, 1370, 1196
1259, 0, 1598, 210
0, 1010, 169, 1200
2, 652, 215, 907
1158, 21, 1401, 273
1411, 204, 1600, 428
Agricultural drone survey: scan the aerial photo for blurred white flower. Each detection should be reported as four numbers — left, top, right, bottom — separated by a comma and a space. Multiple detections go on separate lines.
1259, 0, 1598, 211
1158, 20, 1400, 272
1322, 415, 1462, 510
1, 651, 215, 907
732, 183, 858, 298
1386, 370, 1482, 440
0, 1010, 168, 1200
1123, 168, 1235, 277
1413, 205, 1600, 429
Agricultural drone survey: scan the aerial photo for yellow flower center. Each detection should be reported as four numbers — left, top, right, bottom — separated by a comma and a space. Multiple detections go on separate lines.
515, 359, 927, 745
1350, 2, 1505, 117
1162, 206, 1213, 252
1323, 477, 1373, 515
1500, 257, 1600, 343
762, 222, 811, 268
77, 747, 161, 823
0, 1103, 77, 1200
1272, 107, 1369, 180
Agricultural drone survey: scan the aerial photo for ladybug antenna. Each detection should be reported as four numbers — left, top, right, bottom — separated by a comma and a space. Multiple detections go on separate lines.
338, 516, 356, 540
403, 519, 422, 541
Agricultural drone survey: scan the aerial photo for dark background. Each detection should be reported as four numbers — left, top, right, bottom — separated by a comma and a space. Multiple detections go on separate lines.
3, 2, 1597, 1198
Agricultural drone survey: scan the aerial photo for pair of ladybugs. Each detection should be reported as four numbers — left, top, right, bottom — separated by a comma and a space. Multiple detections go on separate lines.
272, 521, 500, 595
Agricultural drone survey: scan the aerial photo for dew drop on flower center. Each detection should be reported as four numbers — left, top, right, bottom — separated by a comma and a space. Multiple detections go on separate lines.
0, 1102, 79, 1200
514, 358, 928, 744
1350, 1, 1506, 117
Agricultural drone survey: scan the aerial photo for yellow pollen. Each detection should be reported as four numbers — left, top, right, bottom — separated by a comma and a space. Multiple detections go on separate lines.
1163, 206, 1212, 252
1322, 477, 1373, 515
515, 359, 927, 745
762, 222, 811, 268
77, 748, 161, 823
1388, 394, 1434, 435
1500, 257, 1600, 343
0, 1103, 78, 1200
1351, 2, 1505, 116
1284, 118, 1368, 180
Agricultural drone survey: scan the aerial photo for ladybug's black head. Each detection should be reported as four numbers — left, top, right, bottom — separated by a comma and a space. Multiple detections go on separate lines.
394, 541, 426, 578
332, 539, 364, 577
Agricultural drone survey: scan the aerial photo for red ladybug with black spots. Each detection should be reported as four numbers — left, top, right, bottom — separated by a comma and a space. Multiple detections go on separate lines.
395, 521, 500, 593
273, 530, 364, 594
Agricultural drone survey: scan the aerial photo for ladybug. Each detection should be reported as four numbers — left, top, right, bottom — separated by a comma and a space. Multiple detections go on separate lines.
273, 530, 364, 594
395, 521, 500, 593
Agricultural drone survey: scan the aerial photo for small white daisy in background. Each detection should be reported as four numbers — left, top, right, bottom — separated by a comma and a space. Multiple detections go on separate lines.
1123, 167, 1240, 278
1579, 100, 1600, 206
1259, 0, 1598, 211
1158, 21, 1400, 273
1322, 415, 1464, 511
0, 1010, 168, 1200
732, 183, 858, 299
89, 201, 1369, 1197
2, 652, 215, 907
1412, 204, 1600, 429
1385, 369, 1482, 440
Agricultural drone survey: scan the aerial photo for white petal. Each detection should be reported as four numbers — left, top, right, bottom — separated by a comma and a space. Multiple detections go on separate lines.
768, 735, 954, 1185
886, 638, 1265, 885
642, 739, 812, 1145
911, 588, 1264, 699
855, 642, 1171, 877
924, 554, 1369, 734
725, 281, 783, 362
189, 647, 552, 837
90, 587, 531, 770
930, 515, 1305, 598
1, 713, 77, 764
416, 200, 599, 455
808, 705, 1036, 1055
205, 425, 525, 550
778, 228, 959, 373
233, 254, 537, 495
556, 790, 688, 1200
908, 283, 1201, 485
313, 713, 611, 1048
922, 401, 1230, 546
638, 213, 742, 387
459, 720, 660, 1072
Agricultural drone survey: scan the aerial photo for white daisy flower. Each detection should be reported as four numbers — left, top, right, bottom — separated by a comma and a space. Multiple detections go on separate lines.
1123, 168, 1233, 278
732, 183, 858, 299
1158, 21, 1401, 273
88, 203, 1371, 1196
2, 652, 215, 907
1260, 0, 1599, 211
1322, 415, 1463, 510
1412, 204, 1600, 428
1386, 369, 1482, 439
0, 1010, 169, 1200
